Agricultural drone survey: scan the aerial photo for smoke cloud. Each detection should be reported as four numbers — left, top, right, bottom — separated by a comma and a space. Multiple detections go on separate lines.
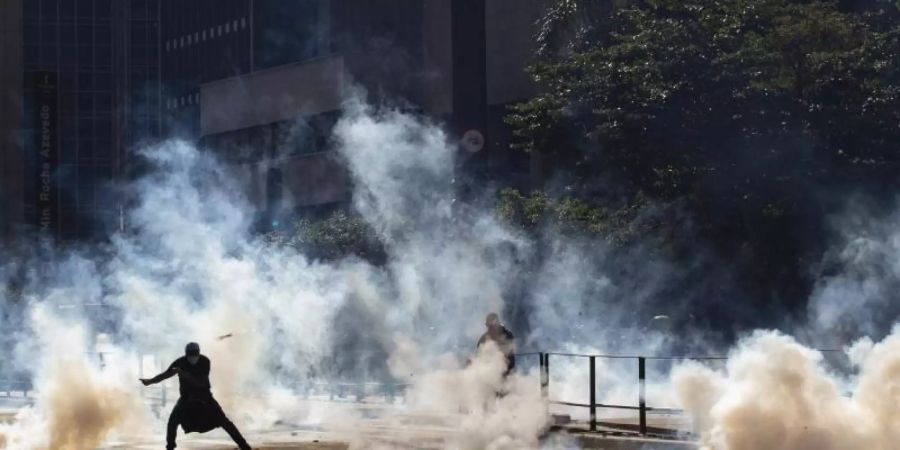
806, 202, 900, 345
673, 329, 900, 450
0, 99, 560, 449
4, 91, 894, 449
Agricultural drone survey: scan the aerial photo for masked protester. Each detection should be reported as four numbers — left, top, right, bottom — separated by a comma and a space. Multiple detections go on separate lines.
476, 313, 516, 377
140, 342, 251, 450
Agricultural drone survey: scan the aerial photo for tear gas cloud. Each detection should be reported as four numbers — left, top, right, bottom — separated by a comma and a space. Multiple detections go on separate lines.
0, 98, 593, 449
0, 97, 898, 450
669, 203, 900, 450
674, 330, 900, 450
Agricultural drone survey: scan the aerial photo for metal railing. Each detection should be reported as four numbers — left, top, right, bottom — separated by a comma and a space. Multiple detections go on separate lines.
523, 351, 728, 437
525, 349, 846, 438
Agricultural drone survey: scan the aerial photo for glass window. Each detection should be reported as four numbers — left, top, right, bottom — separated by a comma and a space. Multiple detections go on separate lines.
23, 24, 39, 44
61, 23, 76, 41
95, 0, 112, 16
78, 93, 93, 111
78, 118, 94, 137
95, 165, 113, 180
39, 49, 55, 66
77, 48, 94, 68
77, 25, 92, 42
217, 25, 222, 35
95, 141, 112, 160
43, 26, 58, 45
60, 0, 77, 18
24, 45, 39, 65
60, 96, 77, 117
24, 0, 39, 19
78, 72, 94, 91
96, 24, 112, 46
95, 72, 111, 89
60, 74, 77, 91
225, 23, 230, 33
77, 0, 94, 19
78, 174, 95, 202
61, 141, 78, 163
95, 93, 112, 111
241, 17, 246, 28
132, 0, 148, 19
95, 116, 112, 134
95, 48, 112, 68
41, 0, 58, 18
255, 0, 326, 69
132, 23, 148, 40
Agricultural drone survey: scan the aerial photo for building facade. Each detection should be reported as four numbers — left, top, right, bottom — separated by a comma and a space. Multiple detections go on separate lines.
1, 0, 545, 238
165, 0, 545, 229
0, 0, 162, 240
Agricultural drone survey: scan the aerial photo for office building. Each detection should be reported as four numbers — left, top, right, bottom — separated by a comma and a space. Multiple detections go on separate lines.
162, 0, 544, 227
0, 0, 161, 240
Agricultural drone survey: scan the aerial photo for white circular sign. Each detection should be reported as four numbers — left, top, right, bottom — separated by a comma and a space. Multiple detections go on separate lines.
461, 129, 485, 153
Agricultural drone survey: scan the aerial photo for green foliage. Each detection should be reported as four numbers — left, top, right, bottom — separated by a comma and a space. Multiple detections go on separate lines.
495, 188, 653, 246
509, 0, 900, 201
265, 211, 386, 262
508, 0, 900, 301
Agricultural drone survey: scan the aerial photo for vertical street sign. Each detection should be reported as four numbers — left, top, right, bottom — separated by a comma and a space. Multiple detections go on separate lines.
33, 71, 58, 235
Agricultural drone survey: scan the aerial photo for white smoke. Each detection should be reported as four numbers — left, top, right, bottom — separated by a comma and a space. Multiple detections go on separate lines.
807, 202, 900, 345
0, 101, 558, 449
673, 329, 900, 450
12, 95, 873, 450
1, 90, 898, 450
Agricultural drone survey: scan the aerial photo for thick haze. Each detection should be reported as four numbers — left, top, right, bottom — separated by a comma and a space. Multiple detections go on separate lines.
0, 94, 897, 449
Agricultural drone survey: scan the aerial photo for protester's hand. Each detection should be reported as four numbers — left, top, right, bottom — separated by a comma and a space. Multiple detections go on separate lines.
139, 378, 152, 386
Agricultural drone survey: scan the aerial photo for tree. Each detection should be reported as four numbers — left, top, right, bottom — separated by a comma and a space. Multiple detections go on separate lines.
508, 0, 900, 305
265, 211, 386, 263
494, 187, 654, 247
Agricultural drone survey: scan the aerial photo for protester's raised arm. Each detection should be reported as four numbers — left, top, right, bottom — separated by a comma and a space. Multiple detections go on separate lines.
140, 367, 177, 386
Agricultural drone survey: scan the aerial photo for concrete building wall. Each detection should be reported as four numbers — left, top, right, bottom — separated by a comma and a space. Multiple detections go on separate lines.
280, 153, 349, 207
200, 55, 345, 136
200, 0, 548, 218
0, 0, 24, 236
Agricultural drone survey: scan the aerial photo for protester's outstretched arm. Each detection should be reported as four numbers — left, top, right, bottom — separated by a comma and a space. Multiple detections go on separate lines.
139, 368, 176, 386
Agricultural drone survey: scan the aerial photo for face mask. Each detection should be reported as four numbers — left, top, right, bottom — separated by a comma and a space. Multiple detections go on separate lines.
187, 356, 200, 365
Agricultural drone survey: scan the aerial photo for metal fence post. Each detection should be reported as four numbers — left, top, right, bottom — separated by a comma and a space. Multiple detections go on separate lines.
589, 356, 597, 432
540, 353, 549, 398
638, 357, 647, 436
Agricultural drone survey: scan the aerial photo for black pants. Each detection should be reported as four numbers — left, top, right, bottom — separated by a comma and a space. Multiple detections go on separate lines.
166, 397, 250, 450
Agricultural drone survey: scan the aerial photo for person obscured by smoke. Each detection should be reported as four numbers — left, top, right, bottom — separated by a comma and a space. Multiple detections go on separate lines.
139, 342, 251, 450
476, 313, 516, 377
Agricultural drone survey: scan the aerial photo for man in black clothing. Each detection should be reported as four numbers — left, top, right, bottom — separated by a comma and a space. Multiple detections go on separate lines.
140, 342, 251, 450
476, 313, 516, 376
